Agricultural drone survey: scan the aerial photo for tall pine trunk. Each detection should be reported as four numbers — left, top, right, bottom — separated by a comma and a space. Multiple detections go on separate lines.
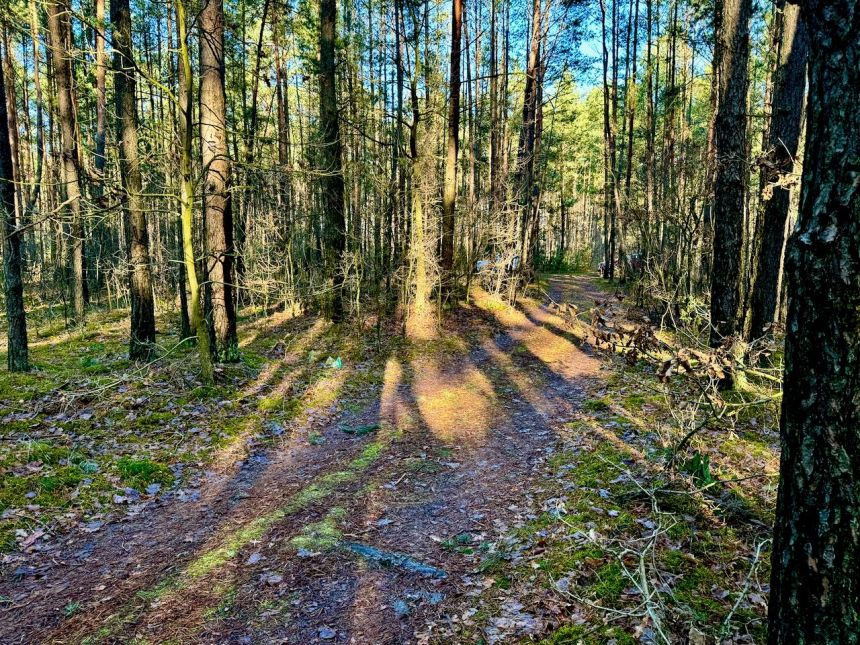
767, 0, 860, 639
516, 0, 542, 273
112, 0, 156, 360
0, 40, 28, 372
94, 0, 106, 174
318, 0, 347, 320
46, 0, 85, 323
200, 0, 238, 359
708, 0, 751, 347
746, 1, 807, 340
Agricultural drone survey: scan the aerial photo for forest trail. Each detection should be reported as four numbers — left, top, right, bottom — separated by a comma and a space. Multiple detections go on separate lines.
1, 276, 609, 644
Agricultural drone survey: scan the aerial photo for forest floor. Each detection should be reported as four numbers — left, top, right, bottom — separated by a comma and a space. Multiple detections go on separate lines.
0, 275, 778, 644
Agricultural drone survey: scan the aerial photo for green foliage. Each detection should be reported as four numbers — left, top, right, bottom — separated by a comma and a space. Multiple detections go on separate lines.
683, 452, 715, 488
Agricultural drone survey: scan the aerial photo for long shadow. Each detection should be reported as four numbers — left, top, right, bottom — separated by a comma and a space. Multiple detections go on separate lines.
17, 288, 606, 644
0, 315, 398, 644
171, 305, 577, 643
326, 299, 597, 643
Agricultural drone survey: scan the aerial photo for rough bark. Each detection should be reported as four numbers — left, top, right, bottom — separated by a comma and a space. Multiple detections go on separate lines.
708, 0, 751, 346
200, 0, 238, 360
318, 0, 347, 320
746, 1, 807, 340
46, 0, 85, 323
0, 40, 28, 372
112, 0, 155, 360
767, 1, 860, 641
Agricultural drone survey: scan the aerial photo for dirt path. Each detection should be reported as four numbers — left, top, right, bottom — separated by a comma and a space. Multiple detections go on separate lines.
0, 277, 605, 644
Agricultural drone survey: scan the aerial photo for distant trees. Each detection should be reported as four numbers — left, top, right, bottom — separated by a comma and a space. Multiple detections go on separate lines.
0, 0, 830, 401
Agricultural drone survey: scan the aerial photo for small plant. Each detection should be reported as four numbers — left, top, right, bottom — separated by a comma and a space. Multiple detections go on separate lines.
683, 452, 715, 488
64, 601, 81, 617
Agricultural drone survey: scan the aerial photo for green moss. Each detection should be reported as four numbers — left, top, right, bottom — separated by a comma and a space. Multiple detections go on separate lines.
290, 507, 346, 551
536, 543, 604, 577
116, 458, 173, 489
673, 564, 728, 623
592, 562, 625, 602
38, 467, 84, 495
664, 550, 687, 572
583, 398, 611, 412
24, 441, 71, 465
568, 443, 627, 488
541, 624, 635, 645
202, 585, 238, 621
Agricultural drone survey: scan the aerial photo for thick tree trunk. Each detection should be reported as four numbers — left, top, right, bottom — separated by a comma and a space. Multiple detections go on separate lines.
0, 41, 28, 372
318, 0, 347, 320
767, 1, 860, 640
708, 0, 751, 347
440, 0, 462, 290
199, 0, 238, 360
746, 1, 807, 340
112, 0, 156, 360
46, 0, 85, 323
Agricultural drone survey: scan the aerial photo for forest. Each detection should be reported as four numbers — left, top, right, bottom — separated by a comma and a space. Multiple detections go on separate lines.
0, 0, 857, 640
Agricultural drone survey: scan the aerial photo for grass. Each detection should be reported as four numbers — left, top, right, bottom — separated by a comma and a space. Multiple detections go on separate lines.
0, 303, 396, 555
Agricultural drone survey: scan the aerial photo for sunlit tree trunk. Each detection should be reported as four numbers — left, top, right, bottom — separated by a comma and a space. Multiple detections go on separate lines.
94, 0, 106, 174
200, 0, 238, 359
26, 0, 46, 263
440, 0, 462, 292
177, 0, 213, 383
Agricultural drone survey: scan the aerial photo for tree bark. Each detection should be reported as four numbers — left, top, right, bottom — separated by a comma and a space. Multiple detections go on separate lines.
200, 0, 238, 360
440, 0, 462, 290
112, 0, 156, 360
708, 0, 751, 347
46, 0, 85, 323
0, 39, 28, 372
318, 0, 347, 320
767, 0, 860, 640
746, 1, 807, 340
